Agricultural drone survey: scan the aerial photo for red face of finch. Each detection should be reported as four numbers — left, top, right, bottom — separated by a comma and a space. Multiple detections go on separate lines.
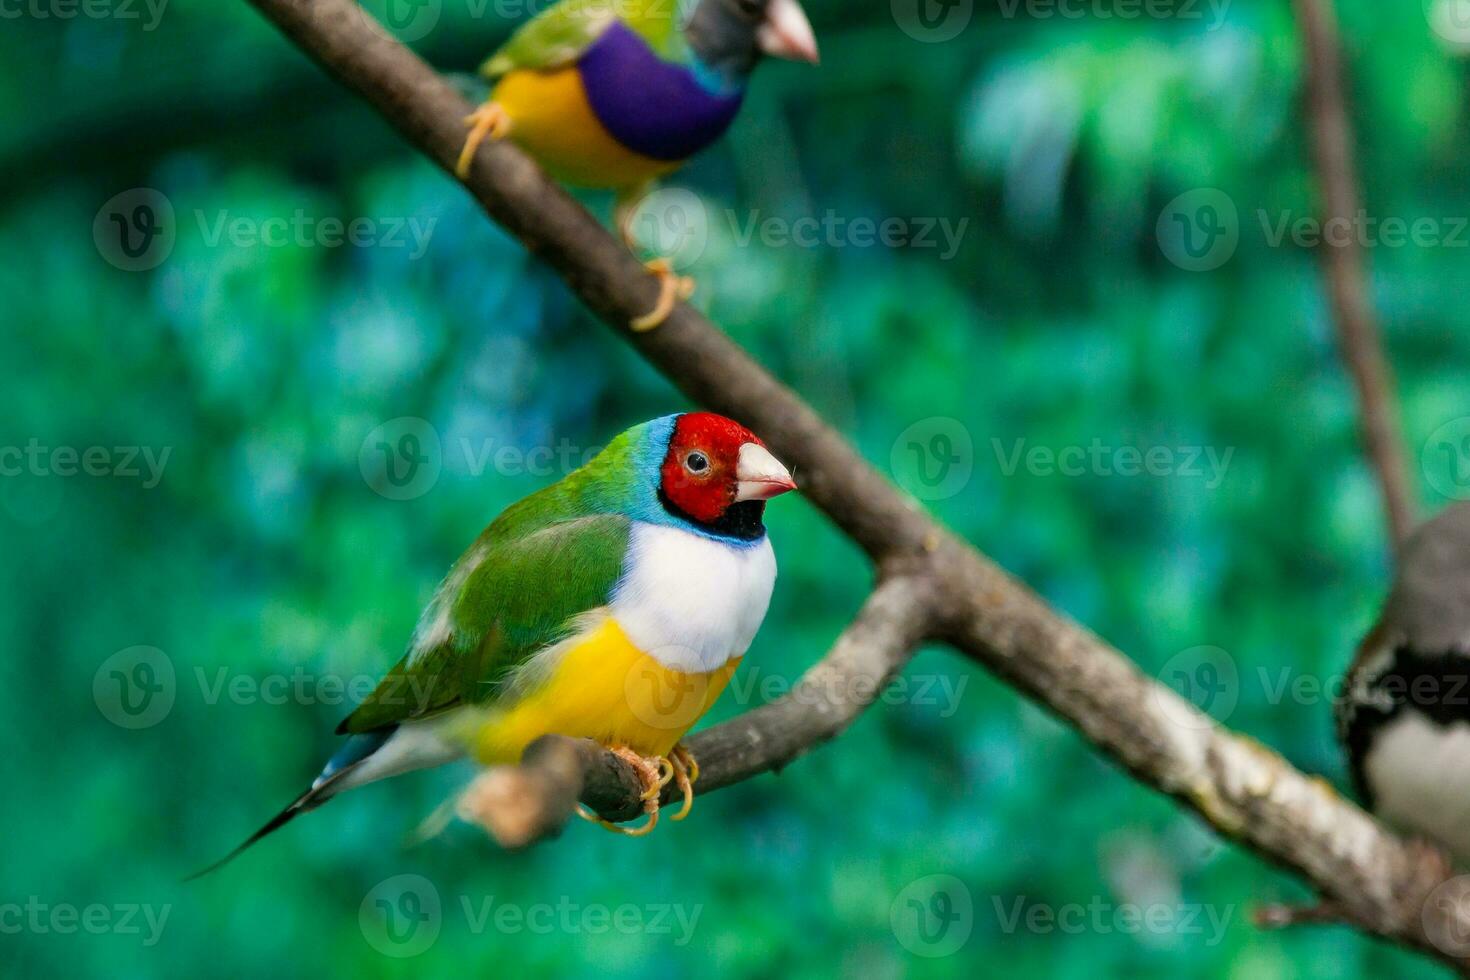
658, 412, 796, 525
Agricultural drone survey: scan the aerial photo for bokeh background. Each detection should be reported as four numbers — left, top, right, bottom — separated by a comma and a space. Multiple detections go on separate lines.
7, 0, 1470, 975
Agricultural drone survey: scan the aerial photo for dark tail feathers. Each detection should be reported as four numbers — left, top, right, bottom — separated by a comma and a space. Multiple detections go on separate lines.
184, 728, 395, 881
182, 787, 328, 882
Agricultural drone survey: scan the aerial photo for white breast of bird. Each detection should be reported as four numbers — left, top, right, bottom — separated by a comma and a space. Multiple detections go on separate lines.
611, 520, 777, 674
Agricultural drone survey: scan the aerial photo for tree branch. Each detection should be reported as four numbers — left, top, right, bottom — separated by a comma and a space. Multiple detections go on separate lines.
929, 542, 1468, 970
1293, 0, 1416, 551
243, 0, 1467, 969
457, 574, 933, 846
244, 0, 927, 565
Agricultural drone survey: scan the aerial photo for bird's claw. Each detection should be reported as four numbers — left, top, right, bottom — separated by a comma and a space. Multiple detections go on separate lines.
456, 102, 511, 180
573, 743, 699, 834
630, 258, 695, 332
576, 744, 662, 836
669, 744, 698, 821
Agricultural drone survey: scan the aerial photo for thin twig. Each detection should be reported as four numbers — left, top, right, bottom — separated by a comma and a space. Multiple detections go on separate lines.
1293, 0, 1416, 550
1254, 901, 1345, 930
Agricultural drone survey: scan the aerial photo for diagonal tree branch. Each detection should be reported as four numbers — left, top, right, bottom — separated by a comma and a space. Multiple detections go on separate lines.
245, 0, 929, 565
243, 0, 1469, 969
1293, 0, 1416, 551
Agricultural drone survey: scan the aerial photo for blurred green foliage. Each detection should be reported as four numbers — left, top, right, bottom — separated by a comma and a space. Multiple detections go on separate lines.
4, 0, 1469, 975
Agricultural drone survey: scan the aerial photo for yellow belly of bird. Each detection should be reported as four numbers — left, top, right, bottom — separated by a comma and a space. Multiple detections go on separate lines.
492, 67, 681, 192
471, 616, 740, 762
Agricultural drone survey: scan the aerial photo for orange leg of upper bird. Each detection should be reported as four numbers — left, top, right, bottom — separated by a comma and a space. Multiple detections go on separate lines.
456, 102, 512, 180
615, 189, 696, 332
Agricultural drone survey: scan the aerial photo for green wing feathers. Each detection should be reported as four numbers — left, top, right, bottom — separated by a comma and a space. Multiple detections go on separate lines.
480, 0, 618, 77
338, 513, 632, 734
480, 0, 681, 77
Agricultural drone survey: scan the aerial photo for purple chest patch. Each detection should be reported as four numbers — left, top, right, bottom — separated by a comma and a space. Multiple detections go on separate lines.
577, 21, 744, 162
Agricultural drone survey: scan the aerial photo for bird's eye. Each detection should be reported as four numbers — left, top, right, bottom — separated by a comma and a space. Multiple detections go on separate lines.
685, 451, 710, 474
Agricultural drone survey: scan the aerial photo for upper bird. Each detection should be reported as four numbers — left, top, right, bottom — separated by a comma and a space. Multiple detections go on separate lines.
194, 413, 796, 876
454, 0, 819, 329
1337, 502, 1470, 861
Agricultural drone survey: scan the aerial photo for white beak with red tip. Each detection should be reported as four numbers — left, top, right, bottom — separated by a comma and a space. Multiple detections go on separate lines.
757, 0, 820, 64
734, 443, 797, 501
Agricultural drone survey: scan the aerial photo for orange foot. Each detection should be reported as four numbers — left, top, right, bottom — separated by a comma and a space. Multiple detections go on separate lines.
576, 745, 672, 836
630, 258, 696, 332
455, 102, 511, 180
668, 744, 699, 821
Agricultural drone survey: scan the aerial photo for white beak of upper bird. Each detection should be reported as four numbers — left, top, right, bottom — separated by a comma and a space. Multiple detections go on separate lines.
734, 442, 798, 501
757, 0, 820, 64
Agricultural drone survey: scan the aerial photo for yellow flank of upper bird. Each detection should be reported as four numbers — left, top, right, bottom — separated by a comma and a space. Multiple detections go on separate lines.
492, 67, 679, 191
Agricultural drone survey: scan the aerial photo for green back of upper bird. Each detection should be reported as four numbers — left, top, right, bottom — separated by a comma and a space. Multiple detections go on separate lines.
480, 0, 686, 77
338, 426, 656, 734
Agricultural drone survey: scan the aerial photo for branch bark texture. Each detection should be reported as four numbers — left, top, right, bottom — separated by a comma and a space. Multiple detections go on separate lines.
244, 0, 1467, 969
